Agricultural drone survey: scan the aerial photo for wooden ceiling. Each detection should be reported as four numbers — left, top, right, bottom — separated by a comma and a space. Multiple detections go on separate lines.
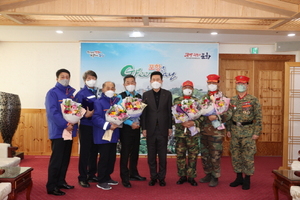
0, 0, 299, 32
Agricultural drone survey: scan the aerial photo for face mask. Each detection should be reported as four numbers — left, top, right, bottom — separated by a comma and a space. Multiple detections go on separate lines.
151, 81, 161, 89
86, 79, 97, 88
105, 90, 115, 98
183, 89, 193, 96
125, 85, 136, 92
207, 84, 217, 92
58, 79, 69, 87
236, 84, 247, 93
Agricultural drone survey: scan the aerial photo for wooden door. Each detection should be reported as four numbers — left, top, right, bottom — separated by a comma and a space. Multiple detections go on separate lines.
219, 54, 295, 156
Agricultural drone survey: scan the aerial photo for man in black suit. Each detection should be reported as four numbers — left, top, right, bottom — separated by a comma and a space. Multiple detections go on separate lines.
141, 71, 173, 187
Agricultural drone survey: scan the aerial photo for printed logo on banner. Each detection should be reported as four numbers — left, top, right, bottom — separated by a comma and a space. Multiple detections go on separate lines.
184, 52, 211, 59
86, 50, 105, 58
120, 64, 177, 81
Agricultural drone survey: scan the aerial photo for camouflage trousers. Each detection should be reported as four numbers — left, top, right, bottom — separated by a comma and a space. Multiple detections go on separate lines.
200, 135, 223, 178
176, 136, 199, 178
230, 136, 256, 175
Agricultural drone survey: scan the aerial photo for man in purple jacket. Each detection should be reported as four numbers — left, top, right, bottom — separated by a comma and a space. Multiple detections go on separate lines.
92, 81, 120, 190
45, 69, 77, 196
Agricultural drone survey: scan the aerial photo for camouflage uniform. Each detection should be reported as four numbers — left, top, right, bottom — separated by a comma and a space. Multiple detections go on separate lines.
200, 91, 230, 179
227, 94, 262, 175
173, 96, 202, 178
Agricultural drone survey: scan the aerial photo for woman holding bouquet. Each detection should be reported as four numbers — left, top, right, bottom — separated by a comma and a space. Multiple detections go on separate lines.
75, 70, 100, 188
199, 74, 230, 187
92, 81, 120, 190
45, 69, 77, 196
173, 80, 202, 186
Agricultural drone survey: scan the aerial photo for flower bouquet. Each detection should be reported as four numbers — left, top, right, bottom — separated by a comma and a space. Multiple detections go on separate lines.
60, 98, 86, 140
199, 92, 230, 130
172, 99, 201, 136
103, 104, 130, 141
105, 104, 130, 126
122, 97, 147, 118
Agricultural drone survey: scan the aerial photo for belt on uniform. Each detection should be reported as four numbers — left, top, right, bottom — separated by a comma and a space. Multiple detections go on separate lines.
232, 121, 253, 126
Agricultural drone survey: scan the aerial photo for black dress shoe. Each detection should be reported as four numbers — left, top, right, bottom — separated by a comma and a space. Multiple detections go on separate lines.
159, 179, 166, 186
176, 176, 187, 185
187, 178, 198, 186
130, 175, 146, 181
47, 187, 66, 196
148, 179, 157, 186
122, 181, 132, 188
79, 181, 90, 188
88, 177, 98, 183
58, 184, 75, 189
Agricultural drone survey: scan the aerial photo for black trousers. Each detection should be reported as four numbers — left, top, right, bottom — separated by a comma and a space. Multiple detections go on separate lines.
46, 138, 72, 192
119, 125, 141, 182
97, 143, 117, 183
78, 124, 98, 181
146, 126, 168, 180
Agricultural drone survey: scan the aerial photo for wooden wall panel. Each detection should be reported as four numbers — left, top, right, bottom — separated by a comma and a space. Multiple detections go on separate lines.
219, 54, 295, 156
0, 109, 79, 156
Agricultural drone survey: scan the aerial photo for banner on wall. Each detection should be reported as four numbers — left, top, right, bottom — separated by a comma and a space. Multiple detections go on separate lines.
80, 42, 219, 154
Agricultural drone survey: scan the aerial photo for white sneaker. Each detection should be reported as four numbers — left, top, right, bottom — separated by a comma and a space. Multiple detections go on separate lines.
96, 182, 112, 190
107, 179, 119, 185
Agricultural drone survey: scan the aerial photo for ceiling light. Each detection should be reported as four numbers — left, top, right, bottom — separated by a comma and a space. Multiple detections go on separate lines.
129, 31, 144, 38
56, 30, 63, 34
211, 32, 218, 35
288, 33, 295, 37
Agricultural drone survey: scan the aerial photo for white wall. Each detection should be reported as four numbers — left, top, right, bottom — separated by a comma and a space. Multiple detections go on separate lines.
0, 42, 80, 108
0, 42, 298, 108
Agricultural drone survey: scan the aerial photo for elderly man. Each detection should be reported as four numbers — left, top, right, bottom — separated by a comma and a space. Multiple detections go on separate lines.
173, 80, 201, 186
227, 75, 262, 190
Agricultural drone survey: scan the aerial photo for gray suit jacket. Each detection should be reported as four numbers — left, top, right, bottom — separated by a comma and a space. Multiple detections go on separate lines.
141, 88, 172, 136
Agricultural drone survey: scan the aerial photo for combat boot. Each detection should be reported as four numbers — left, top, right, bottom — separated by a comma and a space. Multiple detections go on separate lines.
242, 175, 250, 190
229, 173, 243, 187
209, 177, 218, 187
199, 173, 211, 183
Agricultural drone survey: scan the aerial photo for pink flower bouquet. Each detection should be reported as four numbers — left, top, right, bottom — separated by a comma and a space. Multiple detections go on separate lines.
60, 98, 86, 140
122, 97, 147, 118
172, 99, 201, 136
105, 104, 130, 126
199, 92, 230, 130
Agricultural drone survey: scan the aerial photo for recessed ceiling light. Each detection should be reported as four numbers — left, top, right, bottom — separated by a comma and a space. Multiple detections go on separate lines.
129, 31, 144, 38
211, 32, 218, 35
56, 30, 63, 34
288, 33, 295, 37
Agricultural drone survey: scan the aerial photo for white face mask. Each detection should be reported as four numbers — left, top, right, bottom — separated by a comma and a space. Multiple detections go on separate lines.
58, 79, 69, 87
183, 89, 193, 96
86, 79, 97, 88
125, 85, 136, 92
207, 84, 217, 92
151, 81, 161, 89
105, 90, 115, 98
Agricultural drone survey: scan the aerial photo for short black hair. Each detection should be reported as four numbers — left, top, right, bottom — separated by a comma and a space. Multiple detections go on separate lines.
56, 69, 70, 78
83, 70, 97, 81
150, 71, 163, 80
123, 75, 136, 83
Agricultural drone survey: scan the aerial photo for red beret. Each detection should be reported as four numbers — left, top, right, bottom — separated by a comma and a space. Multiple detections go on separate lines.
182, 80, 194, 87
235, 75, 250, 83
207, 74, 220, 82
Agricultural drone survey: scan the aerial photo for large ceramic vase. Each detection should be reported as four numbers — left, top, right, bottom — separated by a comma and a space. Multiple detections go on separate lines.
0, 92, 21, 145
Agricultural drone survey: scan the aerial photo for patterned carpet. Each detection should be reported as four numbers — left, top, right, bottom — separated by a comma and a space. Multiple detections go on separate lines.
16, 155, 287, 200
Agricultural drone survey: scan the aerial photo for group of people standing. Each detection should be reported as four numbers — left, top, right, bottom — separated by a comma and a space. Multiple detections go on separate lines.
45, 69, 262, 196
